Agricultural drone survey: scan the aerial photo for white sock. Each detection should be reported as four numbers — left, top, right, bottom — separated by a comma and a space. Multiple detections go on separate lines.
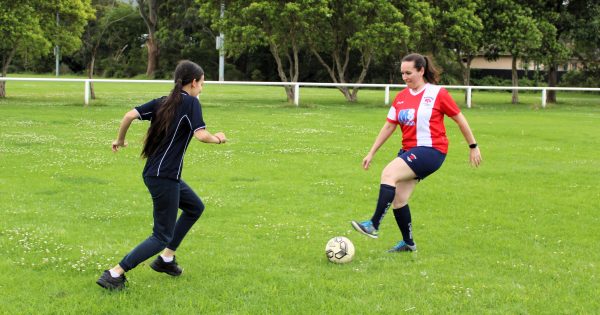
109, 269, 121, 278
161, 254, 174, 263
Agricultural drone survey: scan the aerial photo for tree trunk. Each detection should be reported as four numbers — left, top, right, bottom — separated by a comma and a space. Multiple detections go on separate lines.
289, 40, 300, 83
459, 54, 473, 103
138, 0, 159, 78
511, 55, 519, 104
349, 53, 373, 102
547, 64, 557, 103
311, 47, 350, 99
0, 65, 6, 98
310, 46, 358, 102
0, 47, 16, 98
88, 51, 97, 100
145, 33, 159, 77
339, 87, 352, 101
311, 48, 337, 83
269, 44, 294, 103
336, 48, 353, 102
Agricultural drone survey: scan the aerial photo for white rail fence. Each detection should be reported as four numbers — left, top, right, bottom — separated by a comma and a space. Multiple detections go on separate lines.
1, 77, 599, 108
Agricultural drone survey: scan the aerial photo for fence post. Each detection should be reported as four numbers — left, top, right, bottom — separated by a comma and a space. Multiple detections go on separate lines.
294, 84, 300, 106
84, 79, 90, 106
467, 87, 472, 108
541, 89, 547, 108
385, 85, 390, 105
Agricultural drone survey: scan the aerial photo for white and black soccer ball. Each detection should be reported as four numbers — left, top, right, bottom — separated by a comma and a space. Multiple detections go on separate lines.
325, 236, 355, 264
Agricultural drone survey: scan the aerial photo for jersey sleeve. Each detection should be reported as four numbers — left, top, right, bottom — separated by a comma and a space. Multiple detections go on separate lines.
190, 98, 206, 132
386, 106, 398, 124
438, 88, 461, 117
386, 93, 402, 124
134, 98, 161, 121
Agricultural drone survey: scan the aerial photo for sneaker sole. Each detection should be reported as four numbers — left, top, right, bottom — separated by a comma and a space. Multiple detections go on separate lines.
387, 249, 417, 253
387, 245, 417, 253
351, 221, 378, 239
150, 263, 183, 277
96, 278, 125, 290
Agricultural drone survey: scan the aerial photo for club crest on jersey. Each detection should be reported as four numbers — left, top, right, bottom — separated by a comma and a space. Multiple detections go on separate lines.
397, 109, 415, 126
407, 153, 417, 162
423, 96, 434, 106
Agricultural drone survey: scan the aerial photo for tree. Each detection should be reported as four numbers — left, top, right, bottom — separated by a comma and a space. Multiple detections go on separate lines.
137, 0, 159, 77
200, 0, 325, 102
533, 17, 570, 103
155, 0, 218, 78
0, 0, 94, 97
431, 0, 483, 91
306, 0, 410, 102
1, 1, 47, 97
371, 0, 433, 85
526, 1, 579, 103
392, 0, 434, 55
570, 1, 600, 70
483, 0, 542, 103
569, 1, 600, 88
81, 0, 137, 99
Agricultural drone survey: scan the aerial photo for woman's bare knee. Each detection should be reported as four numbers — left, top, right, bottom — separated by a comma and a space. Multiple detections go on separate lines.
380, 171, 397, 186
392, 201, 407, 209
392, 180, 418, 208
392, 194, 409, 208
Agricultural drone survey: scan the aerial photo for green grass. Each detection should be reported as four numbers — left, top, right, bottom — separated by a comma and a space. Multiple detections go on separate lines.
0, 80, 599, 314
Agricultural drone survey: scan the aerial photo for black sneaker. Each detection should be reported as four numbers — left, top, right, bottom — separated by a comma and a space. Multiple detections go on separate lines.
96, 270, 127, 290
150, 255, 183, 276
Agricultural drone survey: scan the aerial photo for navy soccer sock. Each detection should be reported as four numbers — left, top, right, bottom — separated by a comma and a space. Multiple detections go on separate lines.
393, 204, 414, 246
370, 184, 396, 230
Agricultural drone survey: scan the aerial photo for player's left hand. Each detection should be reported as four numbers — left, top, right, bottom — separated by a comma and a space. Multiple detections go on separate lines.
469, 147, 481, 167
362, 153, 374, 170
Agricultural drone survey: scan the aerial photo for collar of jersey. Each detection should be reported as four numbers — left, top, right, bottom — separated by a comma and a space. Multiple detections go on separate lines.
409, 83, 429, 96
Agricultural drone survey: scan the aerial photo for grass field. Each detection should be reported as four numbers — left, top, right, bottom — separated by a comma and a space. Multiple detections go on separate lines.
1, 79, 599, 314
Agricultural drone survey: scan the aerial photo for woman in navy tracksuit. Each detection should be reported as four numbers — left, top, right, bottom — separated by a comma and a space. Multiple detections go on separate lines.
97, 60, 227, 290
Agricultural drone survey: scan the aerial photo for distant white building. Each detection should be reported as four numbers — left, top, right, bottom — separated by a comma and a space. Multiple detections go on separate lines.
470, 54, 581, 72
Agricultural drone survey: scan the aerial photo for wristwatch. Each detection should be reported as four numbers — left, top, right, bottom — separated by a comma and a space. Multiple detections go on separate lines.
469, 143, 478, 149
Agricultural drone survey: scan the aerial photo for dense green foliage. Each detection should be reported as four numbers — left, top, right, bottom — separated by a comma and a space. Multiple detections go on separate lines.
0, 82, 599, 313
0, 0, 94, 73
0, 0, 94, 98
2, 0, 600, 93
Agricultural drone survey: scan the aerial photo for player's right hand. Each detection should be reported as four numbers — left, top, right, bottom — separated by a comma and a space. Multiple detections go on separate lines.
215, 132, 227, 144
112, 140, 128, 152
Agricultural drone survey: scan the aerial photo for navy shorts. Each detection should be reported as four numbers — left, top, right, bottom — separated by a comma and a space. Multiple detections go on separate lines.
398, 146, 446, 180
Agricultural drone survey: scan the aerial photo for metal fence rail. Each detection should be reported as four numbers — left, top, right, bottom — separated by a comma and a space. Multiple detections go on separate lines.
1, 77, 599, 108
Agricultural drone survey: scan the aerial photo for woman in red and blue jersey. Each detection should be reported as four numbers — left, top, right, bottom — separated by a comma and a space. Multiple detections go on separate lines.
351, 53, 481, 252
96, 60, 227, 290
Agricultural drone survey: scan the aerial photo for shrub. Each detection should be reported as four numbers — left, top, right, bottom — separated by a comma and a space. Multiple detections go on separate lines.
472, 76, 511, 87
560, 70, 600, 88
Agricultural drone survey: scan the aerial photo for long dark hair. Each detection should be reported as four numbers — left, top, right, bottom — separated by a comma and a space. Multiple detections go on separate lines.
402, 53, 440, 84
142, 60, 204, 158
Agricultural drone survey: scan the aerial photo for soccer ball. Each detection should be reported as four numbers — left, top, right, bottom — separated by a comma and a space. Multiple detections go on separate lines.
325, 236, 355, 264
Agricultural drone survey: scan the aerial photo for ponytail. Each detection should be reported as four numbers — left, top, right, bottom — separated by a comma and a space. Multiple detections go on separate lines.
402, 53, 440, 84
142, 61, 204, 158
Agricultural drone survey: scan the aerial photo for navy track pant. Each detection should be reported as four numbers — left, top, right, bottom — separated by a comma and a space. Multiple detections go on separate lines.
119, 177, 204, 271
